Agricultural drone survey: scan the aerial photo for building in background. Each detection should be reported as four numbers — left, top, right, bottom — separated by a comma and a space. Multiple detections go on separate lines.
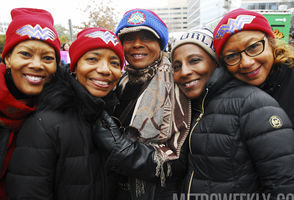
149, 0, 242, 33
150, 0, 188, 33
241, 0, 294, 32
241, 0, 294, 10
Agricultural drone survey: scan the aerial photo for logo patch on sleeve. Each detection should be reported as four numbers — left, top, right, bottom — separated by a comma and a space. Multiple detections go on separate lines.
269, 115, 283, 128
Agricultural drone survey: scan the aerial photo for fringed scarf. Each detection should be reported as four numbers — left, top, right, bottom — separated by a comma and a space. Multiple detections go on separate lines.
118, 53, 191, 197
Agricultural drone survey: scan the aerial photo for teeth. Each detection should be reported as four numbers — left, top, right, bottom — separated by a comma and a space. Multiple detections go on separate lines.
133, 54, 145, 59
25, 75, 43, 81
92, 80, 109, 86
185, 80, 198, 87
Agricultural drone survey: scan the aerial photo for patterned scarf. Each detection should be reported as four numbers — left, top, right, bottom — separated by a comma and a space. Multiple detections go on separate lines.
119, 53, 191, 190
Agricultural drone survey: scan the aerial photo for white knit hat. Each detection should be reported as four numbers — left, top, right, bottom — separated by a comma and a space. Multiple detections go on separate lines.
171, 28, 217, 62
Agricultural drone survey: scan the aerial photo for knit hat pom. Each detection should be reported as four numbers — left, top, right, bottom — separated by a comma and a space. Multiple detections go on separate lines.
2, 8, 61, 62
69, 27, 124, 72
115, 8, 169, 50
213, 8, 274, 59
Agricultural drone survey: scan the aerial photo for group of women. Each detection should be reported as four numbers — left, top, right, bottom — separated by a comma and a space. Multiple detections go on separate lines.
0, 6, 294, 200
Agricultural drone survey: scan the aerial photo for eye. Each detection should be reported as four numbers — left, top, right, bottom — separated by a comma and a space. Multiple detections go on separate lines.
123, 36, 134, 42
43, 56, 55, 61
141, 33, 156, 41
110, 61, 120, 67
189, 58, 201, 64
86, 57, 98, 62
19, 51, 31, 57
224, 52, 239, 61
246, 41, 262, 54
173, 62, 182, 72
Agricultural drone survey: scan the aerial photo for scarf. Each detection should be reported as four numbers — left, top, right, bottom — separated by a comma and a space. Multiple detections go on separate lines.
119, 53, 191, 195
0, 64, 36, 131
0, 64, 36, 200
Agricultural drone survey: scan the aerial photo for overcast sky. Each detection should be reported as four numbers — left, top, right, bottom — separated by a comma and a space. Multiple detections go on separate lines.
0, 0, 168, 27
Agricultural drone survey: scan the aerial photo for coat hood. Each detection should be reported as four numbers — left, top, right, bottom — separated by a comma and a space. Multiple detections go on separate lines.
37, 68, 119, 122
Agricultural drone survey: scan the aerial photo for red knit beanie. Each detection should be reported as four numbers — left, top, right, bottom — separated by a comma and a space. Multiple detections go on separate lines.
2, 8, 61, 62
69, 27, 124, 72
213, 8, 275, 59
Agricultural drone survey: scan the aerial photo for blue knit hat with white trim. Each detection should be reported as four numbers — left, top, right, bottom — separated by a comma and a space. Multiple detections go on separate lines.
115, 8, 169, 50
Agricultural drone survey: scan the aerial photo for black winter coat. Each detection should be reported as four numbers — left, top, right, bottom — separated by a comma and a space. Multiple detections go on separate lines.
260, 64, 294, 125
6, 69, 117, 200
183, 67, 294, 198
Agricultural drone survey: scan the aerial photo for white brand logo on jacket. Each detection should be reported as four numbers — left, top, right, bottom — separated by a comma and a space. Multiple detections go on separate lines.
269, 115, 283, 128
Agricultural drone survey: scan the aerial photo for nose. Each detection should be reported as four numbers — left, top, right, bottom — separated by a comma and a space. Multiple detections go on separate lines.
96, 60, 111, 75
239, 52, 255, 69
133, 37, 143, 48
29, 56, 43, 70
180, 62, 192, 77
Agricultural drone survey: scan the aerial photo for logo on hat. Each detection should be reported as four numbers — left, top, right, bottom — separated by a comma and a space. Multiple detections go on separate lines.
16, 24, 57, 41
215, 15, 255, 39
85, 31, 119, 46
128, 11, 146, 25
179, 32, 214, 51
269, 115, 283, 128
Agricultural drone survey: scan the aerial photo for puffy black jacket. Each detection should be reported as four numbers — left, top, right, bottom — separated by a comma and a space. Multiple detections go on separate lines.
183, 67, 294, 197
6, 69, 117, 200
260, 64, 294, 125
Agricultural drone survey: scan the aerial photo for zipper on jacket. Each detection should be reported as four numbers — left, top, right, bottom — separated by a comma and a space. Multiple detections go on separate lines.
187, 88, 208, 200
187, 170, 195, 200
188, 88, 208, 153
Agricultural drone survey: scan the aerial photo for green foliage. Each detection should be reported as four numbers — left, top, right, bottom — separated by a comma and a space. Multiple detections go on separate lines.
54, 24, 71, 44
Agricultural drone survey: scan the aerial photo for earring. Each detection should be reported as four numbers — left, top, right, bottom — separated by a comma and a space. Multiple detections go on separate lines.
6, 67, 11, 75
70, 71, 77, 79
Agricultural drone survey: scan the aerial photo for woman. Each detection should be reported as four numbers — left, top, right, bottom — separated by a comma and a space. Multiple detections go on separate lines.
0, 7, 60, 199
94, 8, 190, 200
60, 42, 70, 67
213, 8, 294, 124
6, 27, 124, 200
171, 28, 294, 199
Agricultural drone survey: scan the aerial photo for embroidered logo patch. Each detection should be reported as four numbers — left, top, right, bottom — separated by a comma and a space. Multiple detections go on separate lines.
215, 15, 255, 39
16, 24, 56, 41
269, 115, 283, 128
85, 31, 119, 46
128, 11, 146, 25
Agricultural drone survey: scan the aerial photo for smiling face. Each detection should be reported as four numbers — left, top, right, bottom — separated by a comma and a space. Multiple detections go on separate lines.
4, 40, 57, 96
75, 48, 122, 97
173, 43, 216, 99
121, 30, 161, 68
221, 30, 274, 86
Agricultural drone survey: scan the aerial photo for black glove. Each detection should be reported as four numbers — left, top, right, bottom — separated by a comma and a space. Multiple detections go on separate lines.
93, 110, 124, 153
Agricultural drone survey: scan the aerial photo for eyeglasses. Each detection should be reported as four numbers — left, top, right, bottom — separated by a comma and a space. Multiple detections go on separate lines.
222, 36, 266, 66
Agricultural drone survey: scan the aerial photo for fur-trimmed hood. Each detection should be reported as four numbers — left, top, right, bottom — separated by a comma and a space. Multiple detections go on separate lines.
37, 68, 119, 122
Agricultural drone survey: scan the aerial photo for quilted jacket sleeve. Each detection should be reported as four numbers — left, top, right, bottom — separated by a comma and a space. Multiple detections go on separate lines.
6, 113, 57, 200
240, 88, 294, 196
94, 111, 188, 182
